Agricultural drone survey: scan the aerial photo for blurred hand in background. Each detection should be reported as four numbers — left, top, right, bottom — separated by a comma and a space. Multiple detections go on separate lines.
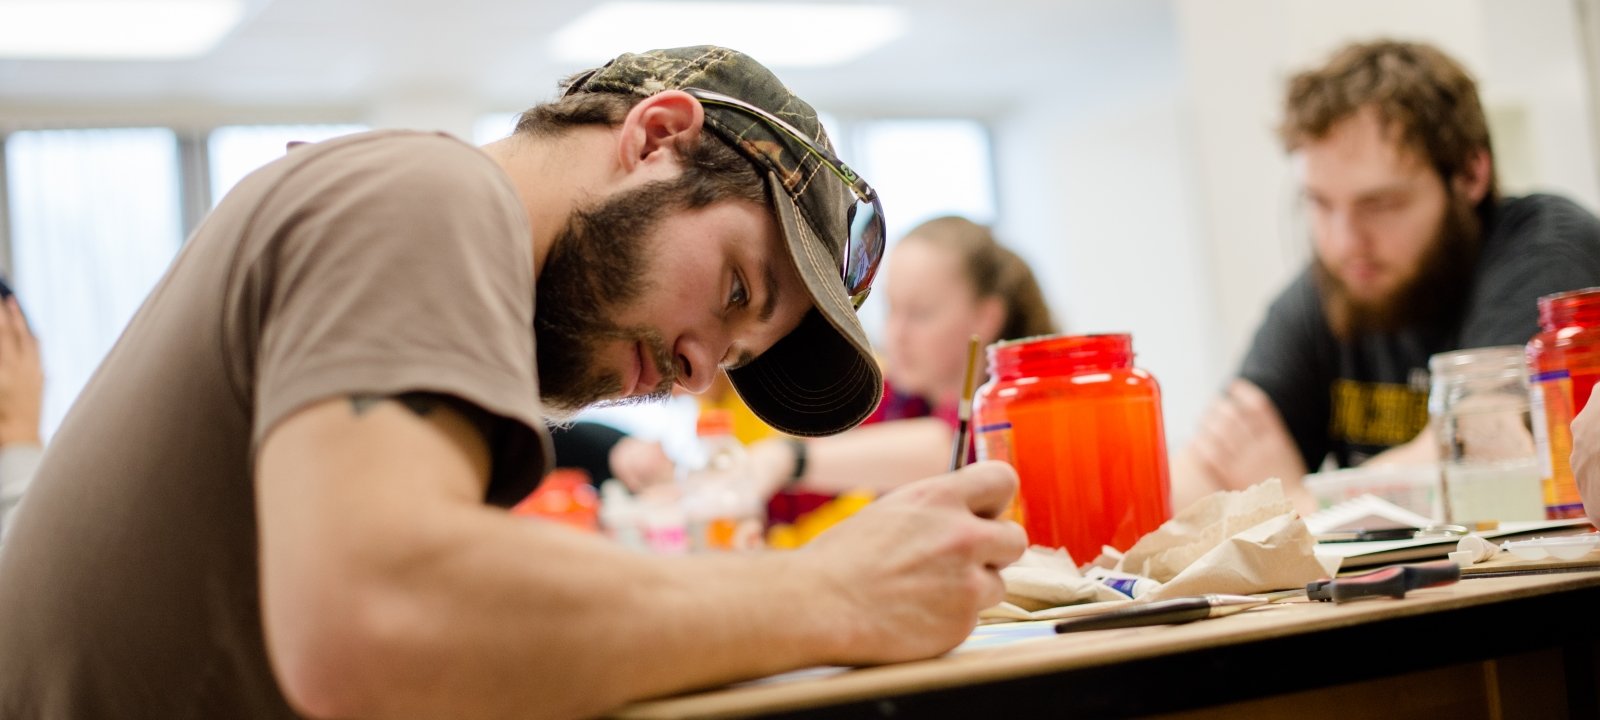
0, 298, 42, 449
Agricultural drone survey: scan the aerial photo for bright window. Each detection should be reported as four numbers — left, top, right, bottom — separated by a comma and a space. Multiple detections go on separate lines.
853, 119, 996, 235
208, 124, 366, 204
5, 128, 185, 438
849, 118, 997, 341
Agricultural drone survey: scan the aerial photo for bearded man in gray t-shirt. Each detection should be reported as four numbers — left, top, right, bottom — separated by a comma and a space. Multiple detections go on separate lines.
1172, 40, 1600, 514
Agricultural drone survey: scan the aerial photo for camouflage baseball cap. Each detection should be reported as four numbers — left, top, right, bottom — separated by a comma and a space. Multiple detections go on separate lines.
564, 46, 883, 437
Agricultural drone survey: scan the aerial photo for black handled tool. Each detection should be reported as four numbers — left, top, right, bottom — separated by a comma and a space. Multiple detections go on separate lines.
1053, 594, 1267, 634
1305, 559, 1462, 603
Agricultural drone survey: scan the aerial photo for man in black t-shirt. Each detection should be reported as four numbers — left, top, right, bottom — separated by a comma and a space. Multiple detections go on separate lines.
1172, 40, 1600, 513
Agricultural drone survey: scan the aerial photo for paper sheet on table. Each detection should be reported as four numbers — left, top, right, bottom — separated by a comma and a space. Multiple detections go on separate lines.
1302, 493, 1436, 534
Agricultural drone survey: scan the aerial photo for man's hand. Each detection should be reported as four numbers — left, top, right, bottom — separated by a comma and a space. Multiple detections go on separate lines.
608, 437, 675, 492
1570, 386, 1600, 526
1176, 379, 1309, 513
1362, 420, 1441, 467
793, 461, 1027, 664
0, 298, 43, 447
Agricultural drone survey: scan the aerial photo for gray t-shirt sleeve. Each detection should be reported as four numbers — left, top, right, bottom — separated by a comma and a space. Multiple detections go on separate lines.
1459, 194, 1600, 347
0, 443, 44, 543
1237, 270, 1337, 472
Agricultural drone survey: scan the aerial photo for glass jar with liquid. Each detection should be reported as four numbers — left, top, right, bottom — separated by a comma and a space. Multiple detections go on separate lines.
1428, 346, 1545, 523
972, 333, 1172, 562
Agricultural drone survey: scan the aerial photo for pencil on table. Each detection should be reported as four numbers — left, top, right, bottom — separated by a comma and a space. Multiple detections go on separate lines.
949, 335, 982, 471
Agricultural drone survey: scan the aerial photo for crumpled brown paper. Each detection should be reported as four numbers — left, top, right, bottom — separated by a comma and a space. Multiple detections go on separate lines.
1118, 479, 1296, 582
1139, 511, 1331, 600
983, 479, 1338, 620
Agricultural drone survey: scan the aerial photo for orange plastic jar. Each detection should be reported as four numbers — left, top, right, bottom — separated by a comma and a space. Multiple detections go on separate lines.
511, 468, 600, 532
1525, 288, 1600, 519
972, 333, 1172, 562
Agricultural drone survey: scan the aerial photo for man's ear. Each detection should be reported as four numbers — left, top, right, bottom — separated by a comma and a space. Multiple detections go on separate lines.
616, 90, 706, 174
1454, 148, 1493, 203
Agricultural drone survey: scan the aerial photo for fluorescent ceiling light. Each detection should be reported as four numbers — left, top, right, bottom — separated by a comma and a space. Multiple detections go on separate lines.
0, 0, 245, 60
551, 2, 907, 68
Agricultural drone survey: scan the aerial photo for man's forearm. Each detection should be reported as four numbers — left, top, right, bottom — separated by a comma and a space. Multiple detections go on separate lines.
1169, 446, 1226, 513
798, 418, 951, 495
1170, 443, 1313, 514
273, 506, 843, 720
258, 398, 847, 720
1176, 379, 1313, 513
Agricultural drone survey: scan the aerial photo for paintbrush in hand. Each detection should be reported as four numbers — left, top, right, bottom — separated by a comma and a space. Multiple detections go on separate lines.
949, 335, 982, 471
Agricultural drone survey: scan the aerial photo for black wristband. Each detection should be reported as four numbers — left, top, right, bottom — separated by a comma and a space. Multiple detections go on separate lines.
786, 437, 808, 486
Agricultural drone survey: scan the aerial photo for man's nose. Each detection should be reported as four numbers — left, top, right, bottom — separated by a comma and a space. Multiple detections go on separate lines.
1326, 207, 1365, 254
673, 340, 718, 394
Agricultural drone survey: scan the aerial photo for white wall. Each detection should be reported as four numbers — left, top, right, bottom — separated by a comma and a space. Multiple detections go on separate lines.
994, 91, 1214, 449
1480, 0, 1600, 210
364, 87, 481, 141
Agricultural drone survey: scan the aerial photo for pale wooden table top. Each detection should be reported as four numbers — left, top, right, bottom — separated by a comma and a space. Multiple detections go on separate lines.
610, 565, 1600, 719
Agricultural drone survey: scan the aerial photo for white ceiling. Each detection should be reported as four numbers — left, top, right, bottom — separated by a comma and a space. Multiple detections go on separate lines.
0, 0, 1179, 118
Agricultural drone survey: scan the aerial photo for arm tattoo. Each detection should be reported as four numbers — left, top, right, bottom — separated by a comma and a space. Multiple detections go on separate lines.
348, 392, 441, 418
349, 394, 383, 416
347, 392, 499, 445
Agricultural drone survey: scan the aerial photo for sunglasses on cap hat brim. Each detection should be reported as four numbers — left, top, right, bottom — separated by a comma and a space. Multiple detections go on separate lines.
683, 87, 885, 309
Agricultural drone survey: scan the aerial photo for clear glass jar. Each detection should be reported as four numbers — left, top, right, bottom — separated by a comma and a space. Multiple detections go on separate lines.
1428, 346, 1544, 523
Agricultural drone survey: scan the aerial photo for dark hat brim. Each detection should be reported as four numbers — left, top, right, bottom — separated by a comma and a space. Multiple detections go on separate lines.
726, 171, 883, 436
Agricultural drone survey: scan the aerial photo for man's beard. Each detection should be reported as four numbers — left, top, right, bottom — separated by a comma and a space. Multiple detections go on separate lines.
534, 179, 689, 420
1315, 191, 1484, 340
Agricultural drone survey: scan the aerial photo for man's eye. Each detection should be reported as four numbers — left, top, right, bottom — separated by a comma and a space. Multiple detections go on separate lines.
729, 273, 749, 308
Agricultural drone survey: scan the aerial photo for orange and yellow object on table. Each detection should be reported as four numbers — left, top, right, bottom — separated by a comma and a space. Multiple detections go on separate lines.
766, 490, 875, 549
512, 468, 600, 532
698, 372, 779, 445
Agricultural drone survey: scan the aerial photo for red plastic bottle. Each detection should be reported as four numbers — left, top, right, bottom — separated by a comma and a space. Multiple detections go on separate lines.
512, 468, 601, 532
973, 333, 1172, 562
1525, 288, 1600, 519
